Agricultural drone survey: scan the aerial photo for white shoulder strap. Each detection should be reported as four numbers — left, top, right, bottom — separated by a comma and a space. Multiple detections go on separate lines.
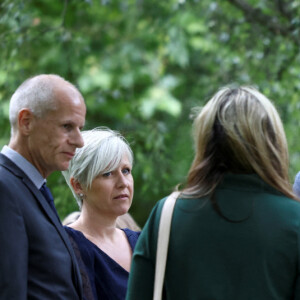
153, 191, 180, 300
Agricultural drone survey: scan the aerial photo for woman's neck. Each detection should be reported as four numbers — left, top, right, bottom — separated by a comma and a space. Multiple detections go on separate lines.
69, 207, 118, 240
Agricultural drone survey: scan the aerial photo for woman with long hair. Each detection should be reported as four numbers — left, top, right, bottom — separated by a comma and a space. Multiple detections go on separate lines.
127, 86, 300, 300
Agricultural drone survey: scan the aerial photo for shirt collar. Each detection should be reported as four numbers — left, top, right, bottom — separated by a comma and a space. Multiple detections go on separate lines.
1, 145, 45, 189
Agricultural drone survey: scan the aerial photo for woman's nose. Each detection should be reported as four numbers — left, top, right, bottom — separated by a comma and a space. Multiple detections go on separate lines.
117, 173, 129, 187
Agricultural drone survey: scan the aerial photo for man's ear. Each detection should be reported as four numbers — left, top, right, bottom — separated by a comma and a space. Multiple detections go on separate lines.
18, 109, 34, 135
70, 177, 84, 194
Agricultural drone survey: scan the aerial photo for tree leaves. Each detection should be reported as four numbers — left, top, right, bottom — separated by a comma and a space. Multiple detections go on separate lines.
1, 0, 300, 225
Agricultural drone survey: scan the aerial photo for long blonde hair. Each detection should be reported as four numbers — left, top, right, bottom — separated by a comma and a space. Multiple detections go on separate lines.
183, 86, 295, 200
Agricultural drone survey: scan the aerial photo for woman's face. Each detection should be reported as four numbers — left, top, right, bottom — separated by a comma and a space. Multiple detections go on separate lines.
83, 155, 134, 217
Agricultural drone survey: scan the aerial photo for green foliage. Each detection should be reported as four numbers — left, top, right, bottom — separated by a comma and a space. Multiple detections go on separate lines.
1, 0, 300, 226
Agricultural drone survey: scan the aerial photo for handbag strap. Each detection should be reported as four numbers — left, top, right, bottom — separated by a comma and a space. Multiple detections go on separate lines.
153, 191, 180, 300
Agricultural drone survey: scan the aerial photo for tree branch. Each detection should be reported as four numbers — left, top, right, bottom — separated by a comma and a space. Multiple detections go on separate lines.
61, 0, 68, 27
274, 0, 293, 20
227, 0, 290, 36
276, 43, 299, 81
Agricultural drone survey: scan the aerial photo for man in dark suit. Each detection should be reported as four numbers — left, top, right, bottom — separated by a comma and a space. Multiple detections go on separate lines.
0, 74, 86, 299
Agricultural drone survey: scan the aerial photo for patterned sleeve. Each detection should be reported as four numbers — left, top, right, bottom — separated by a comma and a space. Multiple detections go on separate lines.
293, 172, 300, 198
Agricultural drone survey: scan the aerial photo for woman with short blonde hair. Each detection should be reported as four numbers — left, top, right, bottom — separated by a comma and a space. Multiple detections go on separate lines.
63, 127, 140, 300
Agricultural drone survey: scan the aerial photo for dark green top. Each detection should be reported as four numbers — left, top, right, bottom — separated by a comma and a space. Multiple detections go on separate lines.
126, 174, 300, 300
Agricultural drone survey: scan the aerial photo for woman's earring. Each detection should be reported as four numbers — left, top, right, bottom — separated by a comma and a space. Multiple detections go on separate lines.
78, 193, 85, 199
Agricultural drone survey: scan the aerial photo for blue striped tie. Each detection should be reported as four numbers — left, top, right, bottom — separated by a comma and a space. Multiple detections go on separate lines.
40, 183, 60, 221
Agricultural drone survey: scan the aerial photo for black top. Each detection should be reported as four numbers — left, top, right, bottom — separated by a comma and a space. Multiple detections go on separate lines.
65, 226, 140, 300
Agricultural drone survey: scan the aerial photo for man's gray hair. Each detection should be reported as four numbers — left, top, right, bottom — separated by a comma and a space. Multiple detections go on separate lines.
62, 127, 134, 209
9, 74, 78, 136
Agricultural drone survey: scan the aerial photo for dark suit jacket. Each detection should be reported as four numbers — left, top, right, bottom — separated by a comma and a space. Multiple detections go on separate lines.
0, 154, 83, 299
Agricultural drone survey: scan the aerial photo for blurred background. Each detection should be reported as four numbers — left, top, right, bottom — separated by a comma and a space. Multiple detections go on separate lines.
1, 0, 300, 227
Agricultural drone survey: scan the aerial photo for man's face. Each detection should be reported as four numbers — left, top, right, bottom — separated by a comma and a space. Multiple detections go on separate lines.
28, 86, 86, 178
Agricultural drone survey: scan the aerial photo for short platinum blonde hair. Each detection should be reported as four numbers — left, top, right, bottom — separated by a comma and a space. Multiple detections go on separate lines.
62, 127, 134, 208
184, 86, 295, 200
9, 74, 80, 135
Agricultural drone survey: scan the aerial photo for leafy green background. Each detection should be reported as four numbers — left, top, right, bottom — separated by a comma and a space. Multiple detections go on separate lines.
1, 0, 300, 227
